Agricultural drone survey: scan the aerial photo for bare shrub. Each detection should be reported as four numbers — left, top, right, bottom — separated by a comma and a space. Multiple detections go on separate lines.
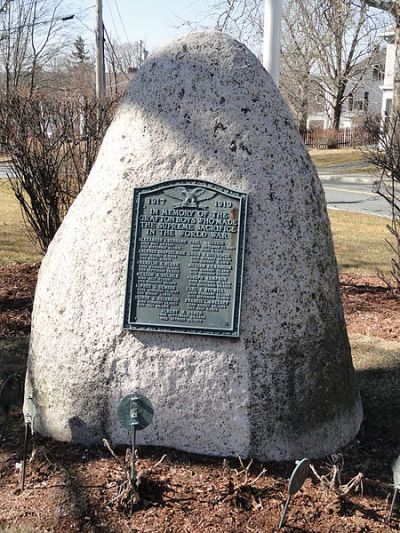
0, 94, 119, 252
310, 454, 364, 496
364, 113, 400, 293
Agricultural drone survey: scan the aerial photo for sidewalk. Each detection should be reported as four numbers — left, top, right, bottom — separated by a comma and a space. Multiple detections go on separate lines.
317, 171, 378, 185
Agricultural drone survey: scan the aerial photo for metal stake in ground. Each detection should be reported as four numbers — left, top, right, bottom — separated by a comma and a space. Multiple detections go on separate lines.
21, 421, 29, 491
389, 455, 400, 522
131, 426, 137, 485
117, 393, 154, 489
129, 397, 139, 486
278, 458, 310, 529
21, 395, 36, 491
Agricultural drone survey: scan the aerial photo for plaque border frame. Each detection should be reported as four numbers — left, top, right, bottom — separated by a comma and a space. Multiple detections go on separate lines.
123, 179, 248, 337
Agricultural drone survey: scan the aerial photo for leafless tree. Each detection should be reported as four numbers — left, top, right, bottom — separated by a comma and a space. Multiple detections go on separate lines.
0, 1, 13, 16
0, 0, 72, 96
175, 0, 263, 50
61, 35, 95, 97
181, 0, 388, 131
0, 94, 119, 252
280, 2, 317, 135
311, 1, 383, 132
361, 1, 400, 291
364, 113, 400, 291
281, 0, 388, 131
104, 34, 146, 97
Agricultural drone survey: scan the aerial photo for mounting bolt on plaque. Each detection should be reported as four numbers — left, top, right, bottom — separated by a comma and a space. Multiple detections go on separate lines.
389, 455, 400, 522
117, 393, 154, 488
278, 458, 310, 529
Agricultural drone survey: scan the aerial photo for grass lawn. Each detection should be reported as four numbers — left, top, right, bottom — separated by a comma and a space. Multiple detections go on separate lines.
0, 180, 41, 265
309, 147, 368, 167
309, 147, 379, 173
328, 209, 392, 274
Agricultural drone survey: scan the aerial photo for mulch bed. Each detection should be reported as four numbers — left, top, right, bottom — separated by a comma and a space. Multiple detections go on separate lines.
0, 263, 39, 337
0, 263, 399, 532
0, 419, 399, 532
341, 273, 399, 343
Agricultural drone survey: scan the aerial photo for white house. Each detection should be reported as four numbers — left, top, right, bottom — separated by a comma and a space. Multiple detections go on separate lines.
306, 48, 386, 130
380, 29, 396, 132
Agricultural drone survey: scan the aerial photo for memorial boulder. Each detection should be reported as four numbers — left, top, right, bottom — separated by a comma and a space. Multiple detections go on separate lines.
25, 31, 362, 460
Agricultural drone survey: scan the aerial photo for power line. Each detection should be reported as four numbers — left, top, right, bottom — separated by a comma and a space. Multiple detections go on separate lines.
75, 5, 96, 18
75, 16, 94, 34
103, 23, 129, 79
104, 0, 122, 44
2, 4, 95, 33
113, 0, 130, 43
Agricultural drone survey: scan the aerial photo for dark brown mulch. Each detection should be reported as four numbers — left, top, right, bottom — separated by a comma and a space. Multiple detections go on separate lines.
341, 273, 399, 343
0, 262, 39, 337
0, 418, 398, 533
0, 264, 399, 531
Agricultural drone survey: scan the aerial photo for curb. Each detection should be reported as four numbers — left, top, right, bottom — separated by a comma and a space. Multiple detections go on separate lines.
318, 173, 378, 185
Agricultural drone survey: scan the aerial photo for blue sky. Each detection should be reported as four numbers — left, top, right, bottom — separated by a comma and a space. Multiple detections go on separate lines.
75, 0, 212, 54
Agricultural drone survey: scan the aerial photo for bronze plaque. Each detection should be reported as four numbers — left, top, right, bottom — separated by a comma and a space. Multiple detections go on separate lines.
124, 180, 247, 337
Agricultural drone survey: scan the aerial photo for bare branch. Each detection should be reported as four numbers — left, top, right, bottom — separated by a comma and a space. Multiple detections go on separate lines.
364, 0, 395, 13
0, 94, 119, 252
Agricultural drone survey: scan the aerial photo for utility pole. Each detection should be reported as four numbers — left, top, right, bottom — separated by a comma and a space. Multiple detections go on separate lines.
96, 0, 105, 99
263, 0, 282, 86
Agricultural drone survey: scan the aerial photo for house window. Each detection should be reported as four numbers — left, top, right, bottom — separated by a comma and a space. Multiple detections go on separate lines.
372, 64, 385, 81
354, 100, 364, 111
348, 92, 354, 111
384, 98, 392, 134
309, 120, 325, 129
351, 93, 369, 112
364, 91, 369, 111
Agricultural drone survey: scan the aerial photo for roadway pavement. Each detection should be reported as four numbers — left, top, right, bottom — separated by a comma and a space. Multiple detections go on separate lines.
322, 182, 390, 218
0, 161, 12, 179
318, 167, 393, 218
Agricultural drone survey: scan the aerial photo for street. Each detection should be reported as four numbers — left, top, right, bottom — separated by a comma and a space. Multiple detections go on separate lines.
0, 162, 12, 179
322, 182, 391, 218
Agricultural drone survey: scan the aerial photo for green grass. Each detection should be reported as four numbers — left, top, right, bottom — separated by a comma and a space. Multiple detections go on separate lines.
0, 181, 41, 265
328, 209, 392, 274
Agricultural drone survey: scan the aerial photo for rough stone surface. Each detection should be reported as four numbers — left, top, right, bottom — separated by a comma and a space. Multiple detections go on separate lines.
25, 31, 362, 460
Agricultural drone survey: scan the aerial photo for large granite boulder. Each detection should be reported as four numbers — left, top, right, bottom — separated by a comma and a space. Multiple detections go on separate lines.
25, 31, 362, 460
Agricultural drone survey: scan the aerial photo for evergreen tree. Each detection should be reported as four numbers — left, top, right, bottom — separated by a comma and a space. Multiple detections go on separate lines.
71, 36, 90, 64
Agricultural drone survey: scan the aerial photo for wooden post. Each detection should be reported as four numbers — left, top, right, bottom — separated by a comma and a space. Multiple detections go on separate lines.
96, 0, 105, 99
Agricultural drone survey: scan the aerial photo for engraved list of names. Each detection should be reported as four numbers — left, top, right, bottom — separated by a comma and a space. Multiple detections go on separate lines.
124, 180, 247, 337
